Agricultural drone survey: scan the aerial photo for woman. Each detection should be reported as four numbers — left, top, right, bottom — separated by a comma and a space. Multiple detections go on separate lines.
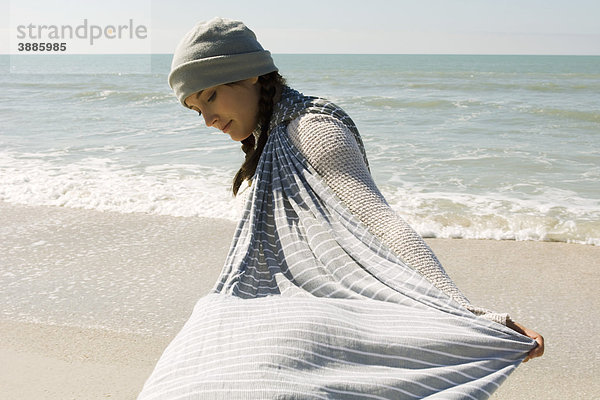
139, 18, 543, 399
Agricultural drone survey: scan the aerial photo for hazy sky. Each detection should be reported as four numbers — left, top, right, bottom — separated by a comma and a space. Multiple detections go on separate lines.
2, 0, 600, 55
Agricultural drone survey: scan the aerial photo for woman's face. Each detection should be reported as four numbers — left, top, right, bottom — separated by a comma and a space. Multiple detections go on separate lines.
184, 77, 261, 142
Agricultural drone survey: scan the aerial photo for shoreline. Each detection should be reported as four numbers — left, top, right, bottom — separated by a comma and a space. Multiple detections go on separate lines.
1, 202, 599, 399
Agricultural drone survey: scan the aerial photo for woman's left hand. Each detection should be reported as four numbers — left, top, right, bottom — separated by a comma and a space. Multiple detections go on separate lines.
507, 320, 545, 362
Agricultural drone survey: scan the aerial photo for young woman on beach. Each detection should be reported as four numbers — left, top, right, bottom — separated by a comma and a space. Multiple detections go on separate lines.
139, 18, 543, 399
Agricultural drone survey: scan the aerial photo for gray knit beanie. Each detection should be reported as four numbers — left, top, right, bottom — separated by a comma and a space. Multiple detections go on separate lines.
168, 17, 278, 107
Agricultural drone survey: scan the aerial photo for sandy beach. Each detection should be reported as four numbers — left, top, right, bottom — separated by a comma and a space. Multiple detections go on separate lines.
1, 201, 598, 399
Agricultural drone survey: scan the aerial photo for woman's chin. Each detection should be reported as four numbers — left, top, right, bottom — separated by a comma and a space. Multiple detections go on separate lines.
233, 131, 254, 142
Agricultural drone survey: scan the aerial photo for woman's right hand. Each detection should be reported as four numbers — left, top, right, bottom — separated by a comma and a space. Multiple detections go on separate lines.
507, 320, 545, 362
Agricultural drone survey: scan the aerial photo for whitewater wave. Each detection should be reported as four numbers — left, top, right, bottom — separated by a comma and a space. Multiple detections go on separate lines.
1, 152, 598, 246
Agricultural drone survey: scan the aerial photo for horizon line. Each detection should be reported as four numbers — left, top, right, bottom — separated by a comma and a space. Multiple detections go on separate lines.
3, 53, 600, 57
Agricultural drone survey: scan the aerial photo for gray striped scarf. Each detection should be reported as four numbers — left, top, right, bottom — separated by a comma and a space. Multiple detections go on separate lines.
138, 87, 535, 400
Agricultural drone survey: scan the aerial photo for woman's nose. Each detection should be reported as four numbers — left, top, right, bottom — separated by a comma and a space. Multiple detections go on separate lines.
201, 108, 218, 128
203, 113, 218, 128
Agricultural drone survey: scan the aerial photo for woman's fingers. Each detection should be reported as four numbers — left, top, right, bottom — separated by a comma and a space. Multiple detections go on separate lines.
523, 331, 545, 362
508, 320, 545, 362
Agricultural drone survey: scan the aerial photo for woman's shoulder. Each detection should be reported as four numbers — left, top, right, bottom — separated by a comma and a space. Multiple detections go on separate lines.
285, 113, 369, 171
287, 113, 356, 147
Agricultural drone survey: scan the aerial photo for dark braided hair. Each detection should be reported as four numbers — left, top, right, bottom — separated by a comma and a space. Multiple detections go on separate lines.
232, 71, 286, 196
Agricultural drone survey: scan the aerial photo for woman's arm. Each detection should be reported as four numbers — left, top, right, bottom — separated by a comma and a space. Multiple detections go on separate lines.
286, 113, 509, 324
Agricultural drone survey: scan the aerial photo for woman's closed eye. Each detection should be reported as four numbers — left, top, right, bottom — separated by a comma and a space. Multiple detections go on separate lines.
207, 91, 216, 102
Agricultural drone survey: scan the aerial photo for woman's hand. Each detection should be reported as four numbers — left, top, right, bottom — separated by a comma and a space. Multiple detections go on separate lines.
507, 320, 545, 362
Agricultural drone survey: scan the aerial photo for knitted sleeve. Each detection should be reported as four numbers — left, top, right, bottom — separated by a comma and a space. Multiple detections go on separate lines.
286, 113, 510, 325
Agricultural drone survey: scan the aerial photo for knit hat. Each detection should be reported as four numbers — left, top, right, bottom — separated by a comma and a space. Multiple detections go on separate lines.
168, 17, 278, 107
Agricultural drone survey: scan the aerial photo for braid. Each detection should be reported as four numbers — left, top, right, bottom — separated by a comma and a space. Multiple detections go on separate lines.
232, 72, 286, 196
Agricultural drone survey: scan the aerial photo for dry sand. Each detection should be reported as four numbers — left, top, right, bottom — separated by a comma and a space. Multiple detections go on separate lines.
1, 202, 598, 399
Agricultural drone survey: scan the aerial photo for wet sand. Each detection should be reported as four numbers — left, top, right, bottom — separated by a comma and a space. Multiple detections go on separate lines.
1, 202, 598, 399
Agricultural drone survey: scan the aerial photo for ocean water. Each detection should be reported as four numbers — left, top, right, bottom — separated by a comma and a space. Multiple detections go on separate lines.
1, 54, 599, 245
